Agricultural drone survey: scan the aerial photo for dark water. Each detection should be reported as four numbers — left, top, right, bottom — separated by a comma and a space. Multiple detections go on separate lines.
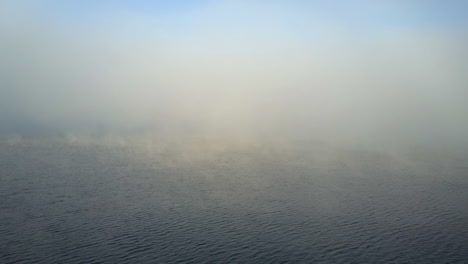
1, 138, 467, 263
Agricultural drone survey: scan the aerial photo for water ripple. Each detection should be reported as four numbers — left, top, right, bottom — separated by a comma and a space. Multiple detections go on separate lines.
1, 143, 467, 263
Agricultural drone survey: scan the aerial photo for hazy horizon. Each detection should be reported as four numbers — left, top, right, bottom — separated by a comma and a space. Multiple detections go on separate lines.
1, 0, 468, 149
2, 2, 468, 263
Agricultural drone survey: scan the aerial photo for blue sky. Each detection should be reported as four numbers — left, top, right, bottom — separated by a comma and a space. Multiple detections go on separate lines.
47, 0, 206, 15
38, 0, 468, 31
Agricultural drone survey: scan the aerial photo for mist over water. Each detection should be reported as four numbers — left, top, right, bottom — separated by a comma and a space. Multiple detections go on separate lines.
2, 136, 468, 263
2, 0, 468, 148
1, 1, 468, 263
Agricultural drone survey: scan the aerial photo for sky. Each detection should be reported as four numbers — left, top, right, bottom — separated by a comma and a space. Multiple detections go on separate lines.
1, 1, 467, 148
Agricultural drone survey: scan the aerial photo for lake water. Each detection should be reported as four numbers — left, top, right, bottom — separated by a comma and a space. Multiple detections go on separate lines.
1, 137, 467, 263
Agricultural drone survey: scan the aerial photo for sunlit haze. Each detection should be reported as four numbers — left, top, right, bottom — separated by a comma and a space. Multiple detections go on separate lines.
2, 2, 468, 263
1, 1, 467, 149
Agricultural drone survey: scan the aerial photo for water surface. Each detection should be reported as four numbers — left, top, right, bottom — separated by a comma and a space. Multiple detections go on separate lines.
1, 138, 467, 263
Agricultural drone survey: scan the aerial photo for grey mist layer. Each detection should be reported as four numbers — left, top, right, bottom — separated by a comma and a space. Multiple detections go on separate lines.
1, 1, 467, 149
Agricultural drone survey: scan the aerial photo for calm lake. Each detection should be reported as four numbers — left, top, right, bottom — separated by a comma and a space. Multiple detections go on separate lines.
1, 136, 467, 263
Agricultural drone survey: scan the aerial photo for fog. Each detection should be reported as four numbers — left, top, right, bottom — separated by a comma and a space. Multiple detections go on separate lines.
1, 1, 467, 150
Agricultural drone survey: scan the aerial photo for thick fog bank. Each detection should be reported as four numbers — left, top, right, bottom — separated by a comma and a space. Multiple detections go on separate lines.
1, 1, 467, 150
